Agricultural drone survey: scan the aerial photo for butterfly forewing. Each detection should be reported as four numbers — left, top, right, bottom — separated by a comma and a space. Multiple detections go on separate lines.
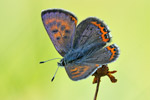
41, 9, 77, 56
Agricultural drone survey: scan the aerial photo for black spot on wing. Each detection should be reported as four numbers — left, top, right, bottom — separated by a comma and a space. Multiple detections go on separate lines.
103, 28, 107, 32
56, 37, 60, 40
65, 30, 70, 34
52, 29, 58, 33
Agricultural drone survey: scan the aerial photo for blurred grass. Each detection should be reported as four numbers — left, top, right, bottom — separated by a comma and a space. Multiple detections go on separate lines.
0, 0, 150, 100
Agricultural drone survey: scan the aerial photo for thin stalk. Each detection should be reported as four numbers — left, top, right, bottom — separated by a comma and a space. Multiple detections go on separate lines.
94, 77, 101, 100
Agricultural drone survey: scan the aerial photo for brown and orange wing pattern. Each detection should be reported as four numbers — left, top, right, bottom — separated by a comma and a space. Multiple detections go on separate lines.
73, 17, 111, 49
41, 9, 77, 56
65, 63, 101, 81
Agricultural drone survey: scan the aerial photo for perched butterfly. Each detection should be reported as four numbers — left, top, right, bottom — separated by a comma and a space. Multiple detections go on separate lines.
41, 9, 119, 81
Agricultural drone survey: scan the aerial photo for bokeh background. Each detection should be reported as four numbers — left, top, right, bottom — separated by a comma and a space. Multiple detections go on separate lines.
0, 0, 150, 100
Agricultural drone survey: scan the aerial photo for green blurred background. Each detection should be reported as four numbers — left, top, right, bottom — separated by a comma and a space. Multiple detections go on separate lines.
0, 0, 150, 100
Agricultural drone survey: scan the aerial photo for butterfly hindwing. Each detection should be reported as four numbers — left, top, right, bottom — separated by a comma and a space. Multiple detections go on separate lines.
83, 44, 119, 64
73, 17, 111, 49
41, 9, 77, 56
65, 63, 101, 81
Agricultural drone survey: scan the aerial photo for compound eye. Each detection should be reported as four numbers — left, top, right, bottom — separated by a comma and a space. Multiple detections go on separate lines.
62, 61, 65, 66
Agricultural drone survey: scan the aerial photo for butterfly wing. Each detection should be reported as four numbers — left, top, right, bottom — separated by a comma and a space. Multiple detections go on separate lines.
65, 63, 101, 81
72, 17, 119, 65
64, 44, 119, 81
73, 17, 111, 49
41, 9, 77, 56
83, 44, 120, 64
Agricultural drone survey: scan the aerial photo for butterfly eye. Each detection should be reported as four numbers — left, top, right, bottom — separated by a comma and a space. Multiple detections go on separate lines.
62, 61, 65, 66
59, 59, 66, 66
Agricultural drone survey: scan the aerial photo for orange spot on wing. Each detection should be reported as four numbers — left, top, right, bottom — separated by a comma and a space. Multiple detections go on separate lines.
45, 18, 72, 36
95, 64, 99, 67
45, 19, 55, 25
72, 74, 81, 78
70, 68, 78, 72
106, 46, 116, 60
72, 71, 79, 75
70, 16, 77, 25
50, 25, 58, 30
71, 66, 90, 78
53, 32, 61, 38
91, 21, 109, 42
45, 18, 73, 42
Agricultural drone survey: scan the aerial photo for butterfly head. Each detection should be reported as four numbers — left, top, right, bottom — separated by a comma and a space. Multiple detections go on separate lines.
58, 58, 66, 67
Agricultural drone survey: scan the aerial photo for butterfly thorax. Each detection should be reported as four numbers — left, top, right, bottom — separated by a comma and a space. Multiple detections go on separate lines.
57, 49, 84, 67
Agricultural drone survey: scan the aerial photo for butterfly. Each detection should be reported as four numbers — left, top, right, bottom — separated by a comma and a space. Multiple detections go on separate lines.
41, 9, 119, 81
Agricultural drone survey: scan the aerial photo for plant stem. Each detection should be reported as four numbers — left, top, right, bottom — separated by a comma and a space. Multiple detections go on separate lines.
94, 77, 100, 100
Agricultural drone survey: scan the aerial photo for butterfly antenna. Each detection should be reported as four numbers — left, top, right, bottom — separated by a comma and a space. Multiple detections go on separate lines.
40, 58, 61, 64
51, 65, 60, 82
